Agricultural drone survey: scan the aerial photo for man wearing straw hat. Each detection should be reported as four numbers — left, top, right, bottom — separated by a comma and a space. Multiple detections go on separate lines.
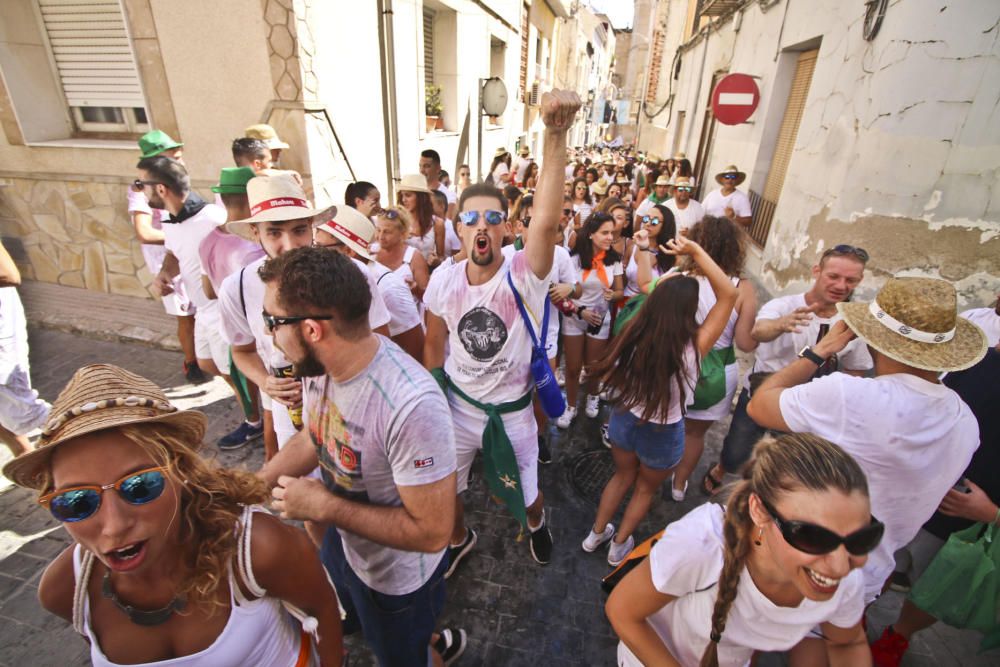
703, 165, 752, 228
245, 123, 290, 166
748, 276, 986, 660
634, 173, 671, 218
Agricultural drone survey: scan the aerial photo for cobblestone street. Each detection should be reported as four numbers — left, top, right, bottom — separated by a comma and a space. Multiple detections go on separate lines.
0, 327, 993, 666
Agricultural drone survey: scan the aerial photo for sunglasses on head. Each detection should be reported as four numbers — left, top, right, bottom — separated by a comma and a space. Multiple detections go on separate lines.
641, 215, 662, 226
381, 209, 400, 220
822, 244, 870, 263
262, 310, 333, 333
759, 496, 884, 556
39, 467, 169, 523
458, 210, 506, 226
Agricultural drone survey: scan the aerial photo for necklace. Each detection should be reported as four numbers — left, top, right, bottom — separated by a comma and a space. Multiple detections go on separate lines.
102, 571, 186, 626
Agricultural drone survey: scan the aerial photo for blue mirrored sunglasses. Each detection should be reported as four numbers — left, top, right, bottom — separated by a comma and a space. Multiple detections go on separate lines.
39, 467, 168, 522
458, 210, 506, 226
641, 216, 662, 226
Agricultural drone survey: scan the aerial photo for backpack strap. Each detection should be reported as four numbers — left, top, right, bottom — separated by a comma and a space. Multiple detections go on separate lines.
506, 270, 549, 351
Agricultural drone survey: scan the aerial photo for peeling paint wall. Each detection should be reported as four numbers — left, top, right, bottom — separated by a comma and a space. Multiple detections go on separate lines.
639, 0, 1000, 308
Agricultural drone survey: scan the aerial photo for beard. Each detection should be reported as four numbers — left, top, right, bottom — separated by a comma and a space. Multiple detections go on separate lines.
470, 247, 494, 266
291, 329, 326, 378
147, 191, 166, 210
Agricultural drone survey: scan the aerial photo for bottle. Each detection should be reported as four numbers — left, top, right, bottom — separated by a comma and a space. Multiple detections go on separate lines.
587, 303, 607, 336
549, 283, 578, 316
272, 364, 304, 429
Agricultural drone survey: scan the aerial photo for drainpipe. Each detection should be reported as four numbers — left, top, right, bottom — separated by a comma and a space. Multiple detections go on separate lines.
377, 0, 401, 200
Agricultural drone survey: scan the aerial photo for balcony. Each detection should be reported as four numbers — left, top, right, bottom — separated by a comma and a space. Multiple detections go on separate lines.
699, 0, 745, 16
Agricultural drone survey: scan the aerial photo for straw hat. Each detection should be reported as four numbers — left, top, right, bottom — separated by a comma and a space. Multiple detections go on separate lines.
494, 147, 510, 158
519, 145, 530, 156
592, 178, 609, 196
3, 364, 207, 490
837, 277, 988, 372
654, 175, 672, 187
397, 173, 431, 194
227, 173, 334, 235
244, 123, 289, 149
672, 176, 695, 188
715, 165, 746, 187
673, 152, 686, 161
315, 206, 376, 260
646, 153, 661, 163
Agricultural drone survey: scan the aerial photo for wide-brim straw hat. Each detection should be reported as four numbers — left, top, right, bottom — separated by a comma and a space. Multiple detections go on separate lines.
592, 179, 609, 196
837, 277, 988, 372
397, 173, 431, 194
494, 147, 510, 158
654, 175, 672, 187
227, 173, 334, 236
715, 165, 746, 186
315, 205, 375, 261
3, 364, 207, 490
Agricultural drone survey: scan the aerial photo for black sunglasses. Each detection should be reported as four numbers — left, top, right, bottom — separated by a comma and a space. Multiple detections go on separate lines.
262, 311, 333, 333
132, 179, 162, 190
760, 496, 884, 556
822, 244, 870, 263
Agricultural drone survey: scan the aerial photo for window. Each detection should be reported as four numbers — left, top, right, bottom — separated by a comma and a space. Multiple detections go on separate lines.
38, 0, 148, 135
423, 7, 435, 90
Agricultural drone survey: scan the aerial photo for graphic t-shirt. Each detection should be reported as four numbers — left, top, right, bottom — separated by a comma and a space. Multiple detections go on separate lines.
302, 338, 456, 595
424, 250, 548, 403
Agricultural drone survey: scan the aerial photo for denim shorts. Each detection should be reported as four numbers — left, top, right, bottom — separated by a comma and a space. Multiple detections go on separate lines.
607, 408, 685, 470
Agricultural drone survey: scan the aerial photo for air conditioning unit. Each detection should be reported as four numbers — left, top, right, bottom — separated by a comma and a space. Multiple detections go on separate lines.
529, 81, 541, 106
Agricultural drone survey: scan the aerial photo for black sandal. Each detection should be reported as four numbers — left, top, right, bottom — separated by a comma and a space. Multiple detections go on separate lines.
701, 464, 724, 496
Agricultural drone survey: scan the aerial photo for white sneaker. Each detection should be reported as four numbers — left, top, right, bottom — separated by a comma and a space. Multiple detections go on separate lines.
556, 367, 566, 387
608, 534, 635, 567
582, 523, 615, 552
670, 475, 688, 502
555, 406, 576, 429
585, 394, 601, 418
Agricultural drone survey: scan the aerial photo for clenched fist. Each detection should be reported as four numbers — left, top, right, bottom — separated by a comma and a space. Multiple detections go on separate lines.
541, 89, 582, 132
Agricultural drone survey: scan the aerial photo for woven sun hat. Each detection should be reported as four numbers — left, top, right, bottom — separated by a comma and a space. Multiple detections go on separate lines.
672, 176, 695, 188
138, 130, 183, 159
654, 174, 672, 187
316, 205, 376, 261
494, 147, 510, 158
715, 165, 746, 187
837, 277, 988, 372
3, 364, 207, 490
244, 123, 290, 150
592, 178, 609, 196
397, 173, 431, 194
615, 176, 631, 185
227, 173, 335, 234
519, 145, 530, 156
673, 152, 686, 161
646, 152, 660, 163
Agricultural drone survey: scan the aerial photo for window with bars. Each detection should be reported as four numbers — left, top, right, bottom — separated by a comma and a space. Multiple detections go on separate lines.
37, 0, 148, 134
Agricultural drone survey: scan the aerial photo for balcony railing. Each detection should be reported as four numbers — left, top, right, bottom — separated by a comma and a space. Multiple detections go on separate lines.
747, 189, 776, 248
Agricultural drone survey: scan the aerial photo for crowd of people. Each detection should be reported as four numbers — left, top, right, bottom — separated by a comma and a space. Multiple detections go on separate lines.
0, 87, 997, 667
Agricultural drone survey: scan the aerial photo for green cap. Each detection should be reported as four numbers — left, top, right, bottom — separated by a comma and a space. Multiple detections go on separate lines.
138, 130, 183, 159
211, 167, 256, 194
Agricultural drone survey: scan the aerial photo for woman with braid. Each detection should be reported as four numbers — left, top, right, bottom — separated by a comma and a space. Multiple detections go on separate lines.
606, 433, 881, 666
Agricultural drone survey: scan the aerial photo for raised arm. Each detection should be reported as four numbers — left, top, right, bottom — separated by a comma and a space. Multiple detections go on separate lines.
526, 90, 581, 279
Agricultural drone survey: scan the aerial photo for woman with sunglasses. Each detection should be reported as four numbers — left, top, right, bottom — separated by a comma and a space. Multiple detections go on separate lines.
375, 206, 431, 305
6, 364, 342, 666
397, 175, 445, 268
607, 432, 879, 667
570, 177, 594, 239
622, 204, 676, 300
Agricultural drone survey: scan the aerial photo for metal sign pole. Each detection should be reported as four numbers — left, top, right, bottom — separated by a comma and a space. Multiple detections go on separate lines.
477, 78, 484, 182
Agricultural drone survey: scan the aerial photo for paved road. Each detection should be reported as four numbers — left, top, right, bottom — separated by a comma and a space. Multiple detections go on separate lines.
0, 328, 993, 666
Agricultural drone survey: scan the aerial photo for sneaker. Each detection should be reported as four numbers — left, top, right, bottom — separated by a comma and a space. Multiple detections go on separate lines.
887, 571, 912, 593
444, 528, 477, 579
538, 436, 552, 465
585, 394, 601, 418
600, 423, 612, 448
670, 475, 688, 502
555, 406, 576, 429
582, 523, 615, 552
871, 626, 909, 667
217, 421, 264, 450
184, 360, 209, 384
433, 627, 468, 666
528, 513, 553, 564
607, 534, 634, 567
555, 366, 566, 387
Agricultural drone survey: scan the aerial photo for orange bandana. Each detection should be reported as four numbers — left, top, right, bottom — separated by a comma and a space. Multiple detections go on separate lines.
583, 250, 610, 288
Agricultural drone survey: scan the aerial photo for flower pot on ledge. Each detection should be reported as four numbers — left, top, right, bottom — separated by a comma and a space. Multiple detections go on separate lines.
426, 115, 442, 132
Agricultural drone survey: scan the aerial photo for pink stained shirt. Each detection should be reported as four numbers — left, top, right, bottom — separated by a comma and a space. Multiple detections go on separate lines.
198, 227, 266, 295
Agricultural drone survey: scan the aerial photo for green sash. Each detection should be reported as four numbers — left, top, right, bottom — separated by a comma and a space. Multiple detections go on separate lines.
431, 368, 532, 527
229, 349, 256, 420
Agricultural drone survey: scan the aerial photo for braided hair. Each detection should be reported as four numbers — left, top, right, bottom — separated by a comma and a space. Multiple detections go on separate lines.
699, 432, 869, 667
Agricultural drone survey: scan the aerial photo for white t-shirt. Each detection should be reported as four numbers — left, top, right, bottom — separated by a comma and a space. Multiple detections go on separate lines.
369, 261, 422, 337
491, 161, 509, 184
572, 201, 594, 226
619, 504, 865, 667
666, 198, 705, 233
570, 254, 623, 310
628, 344, 698, 425
162, 200, 226, 310
702, 188, 752, 219
126, 188, 170, 272
961, 306, 999, 348
443, 219, 462, 256
752, 294, 873, 384
436, 183, 457, 206
779, 373, 980, 601
424, 251, 548, 403
623, 247, 665, 298
512, 156, 532, 184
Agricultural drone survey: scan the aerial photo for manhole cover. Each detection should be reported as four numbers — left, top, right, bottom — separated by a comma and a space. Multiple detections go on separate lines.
568, 449, 623, 505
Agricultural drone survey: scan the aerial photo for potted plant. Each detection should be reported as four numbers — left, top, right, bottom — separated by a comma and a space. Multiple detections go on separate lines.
425, 84, 443, 132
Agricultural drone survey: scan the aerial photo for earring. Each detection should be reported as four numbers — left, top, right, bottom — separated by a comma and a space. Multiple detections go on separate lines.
754, 526, 763, 546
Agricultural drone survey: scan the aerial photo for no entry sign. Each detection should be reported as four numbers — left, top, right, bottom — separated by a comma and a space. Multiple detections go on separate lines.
712, 73, 760, 125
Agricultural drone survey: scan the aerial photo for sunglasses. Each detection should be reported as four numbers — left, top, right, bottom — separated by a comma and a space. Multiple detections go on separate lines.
39, 467, 169, 523
262, 311, 333, 333
562, 208, 573, 216
760, 497, 884, 556
822, 244, 870, 263
458, 210, 506, 226
132, 179, 161, 190
675, 186, 693, 193
722, 174, 739, 180
641, 216, 662, 226
381, 209, 401, 220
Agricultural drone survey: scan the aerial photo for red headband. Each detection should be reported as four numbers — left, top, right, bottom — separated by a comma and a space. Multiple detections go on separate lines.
249, 197, 308, 217
326, 220, 370, 249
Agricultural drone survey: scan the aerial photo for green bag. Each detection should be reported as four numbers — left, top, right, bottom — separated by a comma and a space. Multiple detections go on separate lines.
691, 345, 735, 411
909, 522, 1000, 634
612, 293, 647, 336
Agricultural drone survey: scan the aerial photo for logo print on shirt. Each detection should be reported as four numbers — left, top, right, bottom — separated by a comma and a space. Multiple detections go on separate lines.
457, 306, 508, 361
414, 457, 434, 469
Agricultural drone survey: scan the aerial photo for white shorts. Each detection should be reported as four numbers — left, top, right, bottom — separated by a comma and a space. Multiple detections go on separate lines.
449, 392, 540, 507
685, 361, 738, 422
161, 277, 193, 317
562, 309, 611, 340
193, 301, 229, 374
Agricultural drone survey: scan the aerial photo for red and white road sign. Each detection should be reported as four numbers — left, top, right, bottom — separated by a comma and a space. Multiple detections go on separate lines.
711, 73, 760, 125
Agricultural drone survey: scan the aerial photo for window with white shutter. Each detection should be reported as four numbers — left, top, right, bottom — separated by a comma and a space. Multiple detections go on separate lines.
38, 0, 148, 133
423, 7, 435, 90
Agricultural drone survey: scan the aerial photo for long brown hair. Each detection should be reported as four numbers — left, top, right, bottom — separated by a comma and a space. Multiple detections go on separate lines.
699, 433, 869, 667
398, 190, 435, 237
591, 275, 700, 421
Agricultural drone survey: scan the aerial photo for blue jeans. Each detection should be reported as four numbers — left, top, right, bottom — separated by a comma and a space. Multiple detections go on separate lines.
719, 388, 766, 474
607, 408, 685, 470
320, 528, 447, 667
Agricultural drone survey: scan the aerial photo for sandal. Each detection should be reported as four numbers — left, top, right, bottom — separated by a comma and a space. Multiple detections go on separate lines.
701, 463, 724, 496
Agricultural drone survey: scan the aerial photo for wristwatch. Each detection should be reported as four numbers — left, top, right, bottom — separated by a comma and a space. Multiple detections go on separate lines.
797, 346, 826, 366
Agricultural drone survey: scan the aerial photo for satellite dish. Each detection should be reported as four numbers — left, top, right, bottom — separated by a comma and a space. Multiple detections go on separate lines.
481, 77, 508, 116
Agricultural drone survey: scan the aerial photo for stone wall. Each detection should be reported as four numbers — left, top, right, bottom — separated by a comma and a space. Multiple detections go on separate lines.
0, 178, 153, 299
